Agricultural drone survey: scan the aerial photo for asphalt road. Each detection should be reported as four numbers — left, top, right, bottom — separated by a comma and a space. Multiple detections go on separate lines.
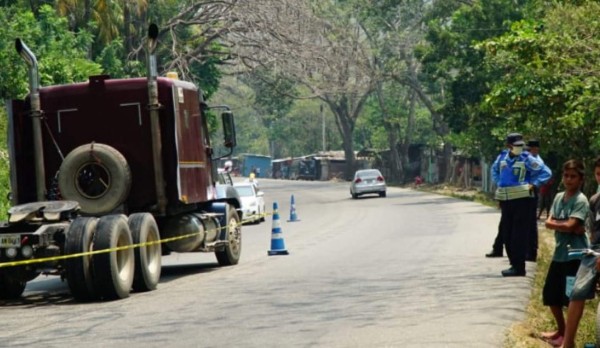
0, 179, 534, 348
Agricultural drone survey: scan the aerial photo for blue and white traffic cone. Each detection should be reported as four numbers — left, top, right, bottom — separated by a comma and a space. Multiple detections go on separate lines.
287, 194, 300, 222
268, 202, 289, 256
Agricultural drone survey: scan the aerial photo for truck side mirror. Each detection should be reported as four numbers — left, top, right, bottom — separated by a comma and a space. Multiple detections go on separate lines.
222, 111, 236, 148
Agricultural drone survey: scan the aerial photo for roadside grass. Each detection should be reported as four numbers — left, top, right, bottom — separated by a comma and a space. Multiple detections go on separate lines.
414, 184, 599, 347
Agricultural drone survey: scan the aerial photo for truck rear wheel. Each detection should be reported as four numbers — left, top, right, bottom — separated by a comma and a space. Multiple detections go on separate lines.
128, 213, 161, 292
0, 271, 26, 299
59, 143, 131, 216
65, 217, 98, 301
215, 206, 242, 266
92, 215, 134, 300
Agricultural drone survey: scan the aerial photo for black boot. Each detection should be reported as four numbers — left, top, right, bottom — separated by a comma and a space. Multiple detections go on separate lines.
501, 267, 526, 277
485, 250, 503, 258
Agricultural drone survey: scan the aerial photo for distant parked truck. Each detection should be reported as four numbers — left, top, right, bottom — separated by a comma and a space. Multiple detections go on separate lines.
271, 157, 300, 179
298, 157, 319, 181
0, 24, 242, 301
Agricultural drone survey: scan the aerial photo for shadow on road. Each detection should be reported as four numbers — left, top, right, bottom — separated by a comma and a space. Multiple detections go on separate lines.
160, 262, 220, 281
0, 262, 221, 307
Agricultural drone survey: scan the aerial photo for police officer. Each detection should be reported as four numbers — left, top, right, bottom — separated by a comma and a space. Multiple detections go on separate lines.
491, 133, 552, 277
525, 139, 546, 262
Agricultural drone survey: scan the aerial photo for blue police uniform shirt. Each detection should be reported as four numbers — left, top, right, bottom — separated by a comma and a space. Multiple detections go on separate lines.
531, 153, 545, 165
491, 149, 552, 201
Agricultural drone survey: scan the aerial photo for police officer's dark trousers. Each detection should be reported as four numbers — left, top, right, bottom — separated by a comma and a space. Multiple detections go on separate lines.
527, 189, 539, 261
499, 197, 531, 273
491, 219, 504, 255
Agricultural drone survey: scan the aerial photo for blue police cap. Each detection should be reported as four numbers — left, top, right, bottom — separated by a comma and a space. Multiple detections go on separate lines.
506, 133, 525, 146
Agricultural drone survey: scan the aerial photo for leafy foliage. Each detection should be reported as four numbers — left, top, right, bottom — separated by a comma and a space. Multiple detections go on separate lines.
419, 0, 531, 158
358, 86, 433, 151
212, 75, 340, 159
480, 2, 600, 174
0, 5, 101, 100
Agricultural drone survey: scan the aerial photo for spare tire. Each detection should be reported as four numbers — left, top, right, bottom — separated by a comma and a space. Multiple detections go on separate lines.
59, 143, 131, 215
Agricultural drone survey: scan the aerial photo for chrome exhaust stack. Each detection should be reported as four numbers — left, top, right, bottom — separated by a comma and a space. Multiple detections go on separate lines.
15, 39, 46, 201
147, 24, 167, 215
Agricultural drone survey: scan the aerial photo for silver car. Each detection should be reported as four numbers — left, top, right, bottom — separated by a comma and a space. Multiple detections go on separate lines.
350, 169, 386, 198
233, 183, 266, 224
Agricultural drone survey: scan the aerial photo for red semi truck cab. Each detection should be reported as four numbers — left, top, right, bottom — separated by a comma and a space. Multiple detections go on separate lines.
0, 24, 241, 301
8, 75, 217, 215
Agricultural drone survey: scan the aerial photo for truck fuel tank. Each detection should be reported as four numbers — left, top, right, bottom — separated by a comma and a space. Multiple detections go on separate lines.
161, 214, 206, 253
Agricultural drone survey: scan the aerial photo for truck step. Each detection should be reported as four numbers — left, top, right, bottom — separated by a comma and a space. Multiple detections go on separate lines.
199, 240, 228, 252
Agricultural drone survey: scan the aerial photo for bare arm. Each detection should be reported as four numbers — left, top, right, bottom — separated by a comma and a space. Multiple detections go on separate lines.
546, 216, 586, 235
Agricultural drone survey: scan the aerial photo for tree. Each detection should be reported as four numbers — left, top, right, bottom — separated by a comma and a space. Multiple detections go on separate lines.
479, 2, 600, 188
0, 4, 101, 218
0, 5, 100, 100
226, 0, 375, 178
55, 0, 148, 52
239, 68, 297, 157
418, 0, 531, 161
346, 0, 441, 182
31, 1, 232, 93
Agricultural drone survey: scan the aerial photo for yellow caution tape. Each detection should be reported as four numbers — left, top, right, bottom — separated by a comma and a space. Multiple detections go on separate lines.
0, 211, 274, 269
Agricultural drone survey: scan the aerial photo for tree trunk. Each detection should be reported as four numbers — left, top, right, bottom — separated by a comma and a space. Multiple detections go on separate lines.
401, 91, 417, 183
323, 92, 371, 180
83, 0, 91, 27
412, 82, 452, 181
395, 66, 453, 182
333, 104, 355, 180
388, 134, 402, 182
375, 81, 402, 182
123, 2, 132, 57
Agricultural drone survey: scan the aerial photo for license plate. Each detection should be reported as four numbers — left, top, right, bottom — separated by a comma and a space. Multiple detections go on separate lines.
0, 235, 20, 248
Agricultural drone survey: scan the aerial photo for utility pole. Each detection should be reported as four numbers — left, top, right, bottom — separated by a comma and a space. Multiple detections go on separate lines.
321, 104, 326, 151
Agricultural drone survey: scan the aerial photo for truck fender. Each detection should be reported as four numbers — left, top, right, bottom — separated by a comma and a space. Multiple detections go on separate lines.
209, 202, 229, 240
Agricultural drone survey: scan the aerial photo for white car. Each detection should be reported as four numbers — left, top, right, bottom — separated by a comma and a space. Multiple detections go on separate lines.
350, 169, 387, 198
233, 183, 266, 224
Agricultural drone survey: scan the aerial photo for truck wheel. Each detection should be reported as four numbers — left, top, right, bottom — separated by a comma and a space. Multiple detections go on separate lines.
65, 217, 98, 301
0, 271, 26, 299
128, 213, 161, 292
59, 143, 131, 216
92, 215, 134, 300
215, 206, 242, 266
